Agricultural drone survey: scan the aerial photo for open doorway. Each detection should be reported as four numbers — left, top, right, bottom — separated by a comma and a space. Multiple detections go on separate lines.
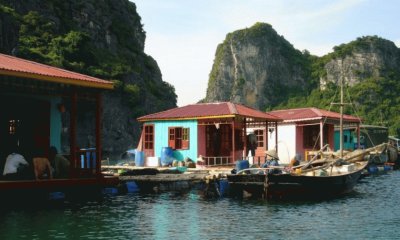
0, 96, 50, 172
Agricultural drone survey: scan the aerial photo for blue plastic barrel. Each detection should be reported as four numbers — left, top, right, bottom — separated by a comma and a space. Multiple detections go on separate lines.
161, 147, 174, 166
91, 151, 96, 169
126, 181, 139, 192
103, 187, 118, 195
236, 160, 249, 172
135, 151, 145, 167
368, 165, 378, 173
218, 179, 229, 197
384, 165, 393, 171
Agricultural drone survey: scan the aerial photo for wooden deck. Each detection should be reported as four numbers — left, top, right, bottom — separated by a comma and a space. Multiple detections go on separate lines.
0, 176, 119, 190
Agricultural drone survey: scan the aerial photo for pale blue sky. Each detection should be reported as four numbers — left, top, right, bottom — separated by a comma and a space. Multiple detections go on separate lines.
133, 0, 400, 106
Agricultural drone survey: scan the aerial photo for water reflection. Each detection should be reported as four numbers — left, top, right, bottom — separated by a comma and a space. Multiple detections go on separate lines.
0, 172, 399, 239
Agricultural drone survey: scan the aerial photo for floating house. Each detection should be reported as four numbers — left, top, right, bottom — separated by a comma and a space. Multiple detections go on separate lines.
137, 102, 282, 166
334, 125, 388, 151
0, 53, 118, 199
265, 107, 361, 164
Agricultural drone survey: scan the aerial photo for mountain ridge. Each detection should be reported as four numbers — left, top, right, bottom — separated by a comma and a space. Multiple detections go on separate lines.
205, 23, 400, 135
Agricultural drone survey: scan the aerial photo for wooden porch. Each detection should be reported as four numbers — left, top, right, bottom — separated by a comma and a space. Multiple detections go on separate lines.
198, 117, 279, 166
0, 53, 118, 199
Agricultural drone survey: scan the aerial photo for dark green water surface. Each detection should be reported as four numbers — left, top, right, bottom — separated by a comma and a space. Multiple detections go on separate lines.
0, 171, 399, 240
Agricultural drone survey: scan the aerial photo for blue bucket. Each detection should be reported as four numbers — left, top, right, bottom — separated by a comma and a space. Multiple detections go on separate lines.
236, 160, 249, 172
161, 147, 174, 166
135, 151, 145, 167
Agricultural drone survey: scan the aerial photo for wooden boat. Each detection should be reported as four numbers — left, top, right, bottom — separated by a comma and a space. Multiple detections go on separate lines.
227, 143, 386, 200
227, 161, 368, 200
265, 161, 368, 200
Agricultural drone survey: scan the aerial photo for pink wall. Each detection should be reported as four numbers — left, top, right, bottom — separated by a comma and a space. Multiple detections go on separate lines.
197, 125, 206, 157
328, 124, 334, 149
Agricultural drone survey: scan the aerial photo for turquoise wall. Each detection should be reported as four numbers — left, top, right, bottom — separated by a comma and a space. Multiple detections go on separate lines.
49, 97, 62, 151
334, 129, 355, 151
148, 120, 198, 161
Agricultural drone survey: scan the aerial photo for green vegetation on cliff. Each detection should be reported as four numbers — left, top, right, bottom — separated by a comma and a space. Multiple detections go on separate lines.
0, 0, 176, 115
277, 36, 400, 136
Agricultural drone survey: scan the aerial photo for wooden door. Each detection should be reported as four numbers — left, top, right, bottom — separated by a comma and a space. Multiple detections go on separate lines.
143, 124, 154, 157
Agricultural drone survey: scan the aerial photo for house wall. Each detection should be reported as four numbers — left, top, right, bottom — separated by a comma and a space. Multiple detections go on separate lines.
267, 124, 296, 164
327, 124, 335, 150
149, 120, 198, 161
197, 125, 206, 158
50, 97, 62, 151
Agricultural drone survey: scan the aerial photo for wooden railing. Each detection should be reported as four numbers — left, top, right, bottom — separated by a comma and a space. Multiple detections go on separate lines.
244, 156, 268, 166
203, 156, 232, 166
203, 155, 269, 166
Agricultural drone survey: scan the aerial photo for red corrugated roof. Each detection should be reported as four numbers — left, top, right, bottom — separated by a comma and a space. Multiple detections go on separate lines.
138, 102, 282, 121
267, 107, 361, 123
0, 53, 113, 89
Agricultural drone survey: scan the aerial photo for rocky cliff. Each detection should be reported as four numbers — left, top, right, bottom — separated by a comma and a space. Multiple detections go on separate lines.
205, 24, 400, 135
205, 23, 312, 110
0, 0, 177, 158
319, 36, 400, 88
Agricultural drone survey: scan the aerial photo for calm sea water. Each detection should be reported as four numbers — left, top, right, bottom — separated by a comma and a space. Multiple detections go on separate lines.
0, 171, 399, 240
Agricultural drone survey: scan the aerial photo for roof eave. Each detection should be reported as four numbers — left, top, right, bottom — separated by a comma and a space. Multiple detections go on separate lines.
0, 69, 114, 90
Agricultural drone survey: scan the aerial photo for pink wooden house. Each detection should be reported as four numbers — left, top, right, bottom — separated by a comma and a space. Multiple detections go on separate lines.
265, 108, 361, 164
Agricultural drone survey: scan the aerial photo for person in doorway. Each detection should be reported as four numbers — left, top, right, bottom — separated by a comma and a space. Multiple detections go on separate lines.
247, 133, 257, 157
3, 147, 29, 180
262, 149, 281, 173
289, 153, 301, 168
33, 157, 53, 180
49, 146, 70, 179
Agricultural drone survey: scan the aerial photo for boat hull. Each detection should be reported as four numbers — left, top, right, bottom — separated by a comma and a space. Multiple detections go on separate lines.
265, 169, 363, 200
227, 163, 366, 200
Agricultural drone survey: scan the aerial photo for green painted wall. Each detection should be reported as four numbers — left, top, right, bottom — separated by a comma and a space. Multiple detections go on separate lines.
49, 97, 62, 151
148, 120, 198, 161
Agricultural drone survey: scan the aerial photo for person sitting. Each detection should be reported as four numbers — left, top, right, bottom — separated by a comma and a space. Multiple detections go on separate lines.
3, 148, 29, 180
289, 153, 301, 168
49, 146, 70, 179
33, 157, 53, 180
262, 149, 281, 173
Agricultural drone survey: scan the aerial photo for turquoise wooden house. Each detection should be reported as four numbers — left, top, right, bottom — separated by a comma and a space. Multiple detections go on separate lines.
334, 125, 388, 151
137, 102, 282, 166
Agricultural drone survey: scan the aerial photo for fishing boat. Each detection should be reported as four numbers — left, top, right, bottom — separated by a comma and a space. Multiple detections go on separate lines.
227, 144, 386, 200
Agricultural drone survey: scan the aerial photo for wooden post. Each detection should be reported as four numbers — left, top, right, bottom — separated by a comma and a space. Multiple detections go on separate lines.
243, 117, 247, 158
70, 89, 77, 178
232, 118, 236, 163
95, 92, 102, 177
275, 122, 278, 153
357, 123, 361, 149
320, 120, 324, 150
265, 121, 268, 151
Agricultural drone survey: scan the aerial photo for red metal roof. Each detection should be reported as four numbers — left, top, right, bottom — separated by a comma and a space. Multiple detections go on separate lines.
267, 107, 361, 123
0, 53, 113, 89
138, 102, 282, 122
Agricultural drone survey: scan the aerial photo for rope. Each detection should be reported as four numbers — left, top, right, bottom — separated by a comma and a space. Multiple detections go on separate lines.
310, 86, 339, 152
345, 86, 377, 147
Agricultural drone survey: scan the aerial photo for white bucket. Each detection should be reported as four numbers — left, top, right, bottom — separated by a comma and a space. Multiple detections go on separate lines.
146, 157, 160, 167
